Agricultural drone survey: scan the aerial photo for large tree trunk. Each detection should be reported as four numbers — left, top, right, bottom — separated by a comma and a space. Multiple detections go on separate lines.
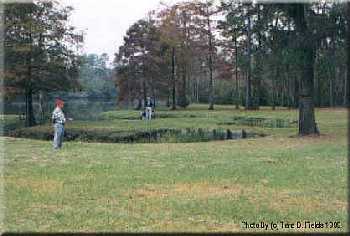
166, 68, 171, 107
178, 64, 188, 108
245, 14, 253, 110
166, 94, 170, 107
142, 72, 147, 109
25, 88, 36, 127
253, 5, 262, 110
281, 75, 286, 107
344, 69, 348, 107
314, 50, 321, 107
286, 64, 294, 109
298, 42, 318, 135
295, 78, 300, 109
293, 4, 318, 136
329, 39, 336, 107
178, 12, 189, 108
272, 64, 279, 110
25, 35, 36, 127
329, 75, 334, 107
152, 83, 156, 110
207, 11, 214, 110
171, 47, 177, 110
136, 98, 142, 110
253, 58, 261, 110
196, 76, 200, 103
234, 35, 239, 109
271, 14, 279, 110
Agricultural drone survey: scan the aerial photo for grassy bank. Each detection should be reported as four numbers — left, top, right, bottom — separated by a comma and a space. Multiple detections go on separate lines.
1, 105, 348, 232
7, 105, 301, 142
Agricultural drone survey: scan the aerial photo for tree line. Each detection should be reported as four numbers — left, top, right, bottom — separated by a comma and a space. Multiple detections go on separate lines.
3, 0, 83, 126
2, 0, 349, 136
78, 53, 115, 98
113, 0, 350, 135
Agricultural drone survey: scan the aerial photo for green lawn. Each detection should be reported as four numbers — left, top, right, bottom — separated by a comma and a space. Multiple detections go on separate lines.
1, 105, 348, 232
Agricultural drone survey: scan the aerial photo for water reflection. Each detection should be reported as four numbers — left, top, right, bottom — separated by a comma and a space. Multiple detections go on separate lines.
3, 97, 117, 122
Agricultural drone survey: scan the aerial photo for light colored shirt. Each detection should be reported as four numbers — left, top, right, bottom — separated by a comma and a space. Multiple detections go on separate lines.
52, 107, 66, 124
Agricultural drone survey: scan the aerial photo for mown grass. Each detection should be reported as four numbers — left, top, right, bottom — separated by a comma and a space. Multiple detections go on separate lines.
1, 104, 348, 232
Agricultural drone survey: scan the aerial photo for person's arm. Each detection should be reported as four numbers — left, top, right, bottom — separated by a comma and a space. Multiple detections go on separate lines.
62, 110, 73, 122
62, 112, 74, 122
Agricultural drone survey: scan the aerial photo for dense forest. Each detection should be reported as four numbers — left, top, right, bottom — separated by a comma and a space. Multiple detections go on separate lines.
113, 0, 350, 135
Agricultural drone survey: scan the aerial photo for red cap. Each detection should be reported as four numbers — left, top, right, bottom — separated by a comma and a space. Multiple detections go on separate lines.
55, 98, 64, 106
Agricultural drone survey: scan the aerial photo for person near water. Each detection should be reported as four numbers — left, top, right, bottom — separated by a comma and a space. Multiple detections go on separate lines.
52, 98, 66, 150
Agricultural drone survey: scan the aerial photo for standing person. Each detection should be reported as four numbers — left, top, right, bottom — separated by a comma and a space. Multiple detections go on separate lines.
145, 97, 153, 120
52, 98, 66, 150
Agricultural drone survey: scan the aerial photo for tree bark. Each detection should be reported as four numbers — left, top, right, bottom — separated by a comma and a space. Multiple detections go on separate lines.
298, 46, 318, 135
178, 64, 188, 107
25, 87, 35, 127
253, 5, 262, 110
171, 47, 177, 110
294, 75, 299, 108
272, 64, 279, 110
329, 39, 336, 107
245, 14, 253, 110
25, 28, 36, 127
293, 4, 318, 135
272, 13, 279, 111
142, 60, 147, 109
281, 75, 286, 107
329, 73, 334, 107
196, 76, 199, 103
136, 98, 142, 110
344, 69, 348, 107
207, 6, 214, 110
179, 12, 189, 108
234, 35, 239, 109
315, 50, 321, 107
286, 64, 293, 109
142, 78, 147, 108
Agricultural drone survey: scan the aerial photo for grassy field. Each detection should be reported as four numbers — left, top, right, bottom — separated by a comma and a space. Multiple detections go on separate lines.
1, 104, 348, 232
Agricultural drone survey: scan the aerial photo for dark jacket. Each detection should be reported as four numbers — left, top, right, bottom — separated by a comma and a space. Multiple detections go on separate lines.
145, 99, 153, 107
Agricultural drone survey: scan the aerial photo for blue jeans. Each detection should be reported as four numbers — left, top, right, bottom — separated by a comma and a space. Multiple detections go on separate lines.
53, 123, 64, 149
145, 107, 152, 120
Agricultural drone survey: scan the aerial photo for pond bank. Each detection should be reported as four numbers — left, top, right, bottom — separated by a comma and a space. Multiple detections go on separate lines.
7, 127, 267, 143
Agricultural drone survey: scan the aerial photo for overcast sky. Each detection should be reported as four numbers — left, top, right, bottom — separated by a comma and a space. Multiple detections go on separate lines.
62, 0, 180, 64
